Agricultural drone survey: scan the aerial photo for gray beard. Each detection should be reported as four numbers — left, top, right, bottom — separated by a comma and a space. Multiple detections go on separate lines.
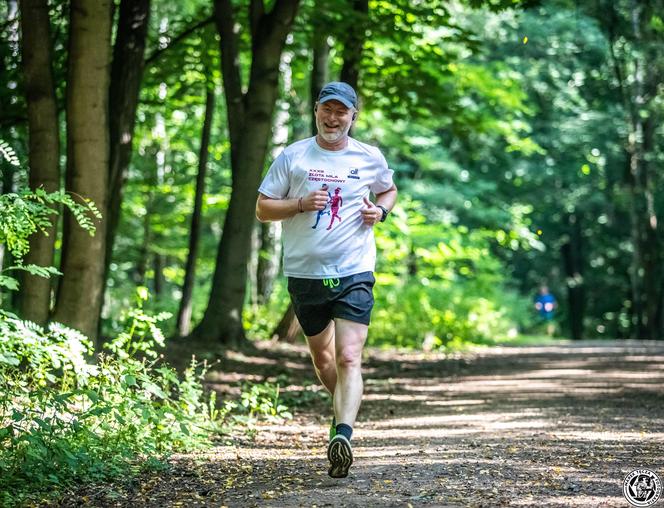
319, 130, 344, 143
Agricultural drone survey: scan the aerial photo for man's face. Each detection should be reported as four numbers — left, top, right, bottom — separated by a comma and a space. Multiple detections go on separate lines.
315, 100, 355, 144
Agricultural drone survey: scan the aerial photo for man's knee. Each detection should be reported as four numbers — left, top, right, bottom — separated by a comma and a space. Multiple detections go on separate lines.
311, 349, 335, 372
336, 347, 361, 369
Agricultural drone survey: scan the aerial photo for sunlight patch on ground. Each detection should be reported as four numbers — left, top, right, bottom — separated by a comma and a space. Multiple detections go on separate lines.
511, 494, 624, 507
363, 393, 433, 402
558, 430, 664, 442
501, 368, 596, 378
366, 410, 549, 433
423, 398, 487, 407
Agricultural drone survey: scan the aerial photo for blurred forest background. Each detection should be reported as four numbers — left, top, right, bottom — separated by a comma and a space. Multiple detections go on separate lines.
2, 0, 663, 349
2, 0, 664, 503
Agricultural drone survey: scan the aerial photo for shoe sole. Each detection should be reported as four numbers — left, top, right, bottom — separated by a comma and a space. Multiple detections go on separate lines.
327, 436, 353, 478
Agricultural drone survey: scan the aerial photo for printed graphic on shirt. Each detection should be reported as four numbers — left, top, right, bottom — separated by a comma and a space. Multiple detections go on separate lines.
312, 183, 332, 229
307, 170, 346, 232
326, 187, 343, 231
308, 168, 346, 184
347, 168, 360, 179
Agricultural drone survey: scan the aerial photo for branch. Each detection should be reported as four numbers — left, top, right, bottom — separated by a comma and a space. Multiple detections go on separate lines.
260, 0, 300, 49
145, 15, 214, 66
249, 0, 264, 39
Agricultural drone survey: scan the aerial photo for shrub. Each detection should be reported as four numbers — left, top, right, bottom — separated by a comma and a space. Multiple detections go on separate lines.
0, 291, 219, 506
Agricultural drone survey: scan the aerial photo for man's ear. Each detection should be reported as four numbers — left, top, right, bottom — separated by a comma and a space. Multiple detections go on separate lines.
352, 112, 358, 121
314, 102, 318, 113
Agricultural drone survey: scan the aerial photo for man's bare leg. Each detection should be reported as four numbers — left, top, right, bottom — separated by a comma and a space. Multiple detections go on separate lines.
306, 321, 337, 394
326, 318, 367, 478
333, 318, 368, 427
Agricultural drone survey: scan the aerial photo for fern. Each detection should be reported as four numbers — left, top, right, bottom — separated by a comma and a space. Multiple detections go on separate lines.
0, 141, 103, 292
0, 189, 101, 261
0, 139, 20, 167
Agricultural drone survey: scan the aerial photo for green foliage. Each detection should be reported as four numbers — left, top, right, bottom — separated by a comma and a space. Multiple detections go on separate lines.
233, 382, 293, 424
243, 279, 290, 339
0, 186, 101, 292
0, 188, 100, 261
368, 200, 533, 349
0, 292, 221, 506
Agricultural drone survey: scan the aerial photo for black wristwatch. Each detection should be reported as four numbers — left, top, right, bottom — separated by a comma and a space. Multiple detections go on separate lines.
377, 205, 389, 222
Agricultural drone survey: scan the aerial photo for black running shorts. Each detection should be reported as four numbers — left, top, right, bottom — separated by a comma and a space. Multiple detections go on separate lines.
287, 271, 376, 337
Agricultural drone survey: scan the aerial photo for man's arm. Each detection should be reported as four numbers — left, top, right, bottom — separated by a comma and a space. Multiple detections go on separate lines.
375, 184, 398, 212
256, 191, 330, 222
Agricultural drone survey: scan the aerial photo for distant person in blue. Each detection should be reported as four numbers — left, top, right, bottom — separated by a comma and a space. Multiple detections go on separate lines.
534, 285, 557, 336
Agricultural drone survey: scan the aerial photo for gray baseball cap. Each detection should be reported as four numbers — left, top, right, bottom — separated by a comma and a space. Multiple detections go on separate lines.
317, 81, 358, 109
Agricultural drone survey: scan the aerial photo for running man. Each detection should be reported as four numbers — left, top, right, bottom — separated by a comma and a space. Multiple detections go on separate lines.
256, 81, 397, 478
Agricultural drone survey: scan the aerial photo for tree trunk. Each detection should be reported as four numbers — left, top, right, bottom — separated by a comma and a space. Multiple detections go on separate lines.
18, 0, 60, 325
561, 213, 584, 341
272, 303, 303, 343
310, 21, 329, 132
153, 253, 164, 298
52, 0, 113, 340
625, 0, 660, 339
339, 0, 369, 90
256, 221, 280, 305
135, 206, 150, 286
191, 0, 300, 346
104, 0, 150, 285
176, 89, 214, 337
600, 0, 662, 339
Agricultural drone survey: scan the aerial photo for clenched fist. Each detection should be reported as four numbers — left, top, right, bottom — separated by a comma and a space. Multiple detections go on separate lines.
301, 190, 330, 211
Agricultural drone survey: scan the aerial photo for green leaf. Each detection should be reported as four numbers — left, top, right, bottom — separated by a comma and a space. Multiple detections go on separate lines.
143, 381, 167, 399
136, 286, 149, 301
0, 352, 20, 366
0, 275, 19, 291
114, 411, 126, 425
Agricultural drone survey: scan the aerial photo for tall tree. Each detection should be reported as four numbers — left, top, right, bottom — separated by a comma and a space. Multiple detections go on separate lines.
176, 88, 215, 337
18, 0, 60, 325
191, 0, 300, 345
105, 0, 151, 279
52, 0, 113, 339
598, 0, 662, 339
339, 0, 368, 90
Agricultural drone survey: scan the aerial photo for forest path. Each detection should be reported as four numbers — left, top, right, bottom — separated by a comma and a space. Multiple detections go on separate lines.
79, 340, 664, 507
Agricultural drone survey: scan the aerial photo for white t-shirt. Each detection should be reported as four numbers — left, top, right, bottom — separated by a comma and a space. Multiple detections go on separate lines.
258, 136, 394, 278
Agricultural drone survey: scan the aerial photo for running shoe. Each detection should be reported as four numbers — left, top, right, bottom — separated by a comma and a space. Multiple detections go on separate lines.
327, 434, 353, 478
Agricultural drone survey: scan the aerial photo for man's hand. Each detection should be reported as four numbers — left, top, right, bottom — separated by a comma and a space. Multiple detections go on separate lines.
301, 190, 329, 211
361, 197, 382, 226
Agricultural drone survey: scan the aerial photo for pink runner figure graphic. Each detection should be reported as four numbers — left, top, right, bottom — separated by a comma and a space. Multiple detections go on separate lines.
326, 187, 343, 230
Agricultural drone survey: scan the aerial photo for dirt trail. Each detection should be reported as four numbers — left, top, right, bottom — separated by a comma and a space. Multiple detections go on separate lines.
74, 340, 664, 507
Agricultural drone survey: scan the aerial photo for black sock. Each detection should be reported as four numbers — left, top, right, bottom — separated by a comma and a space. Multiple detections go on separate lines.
335, 423, 353, 441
